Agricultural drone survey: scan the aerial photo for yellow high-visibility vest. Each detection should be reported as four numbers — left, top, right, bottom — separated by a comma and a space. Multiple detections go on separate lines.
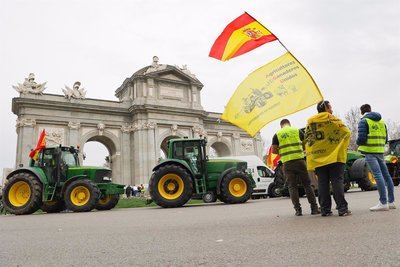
358, 118, 386, 154
277, 126, 304, 163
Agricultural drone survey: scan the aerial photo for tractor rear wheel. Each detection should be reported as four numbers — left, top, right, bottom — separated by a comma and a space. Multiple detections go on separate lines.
219, 170, 252, 204
64, 179, 100, 212
149, 165, 193, 208
2, 172, 42, 215
349, 158, 377, 191
96, 194, 119, 210
41, 200, 65, 213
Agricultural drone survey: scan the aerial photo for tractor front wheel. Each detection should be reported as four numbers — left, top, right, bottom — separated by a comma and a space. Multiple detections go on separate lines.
41, 200, 65, 213
96, 194, 119, 210
149, 165, 193, 208
2, 172, 42, 215
219, 170, 252, 204
64, 179, 100, 212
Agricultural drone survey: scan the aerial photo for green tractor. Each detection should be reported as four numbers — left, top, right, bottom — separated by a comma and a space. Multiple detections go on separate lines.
149, 138, 254, 208
385, 139, 400, 186
2, 146, 124, 215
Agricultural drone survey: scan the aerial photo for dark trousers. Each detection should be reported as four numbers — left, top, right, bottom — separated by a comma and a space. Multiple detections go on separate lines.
315, 163, 348, 214
283, 159, 318, 211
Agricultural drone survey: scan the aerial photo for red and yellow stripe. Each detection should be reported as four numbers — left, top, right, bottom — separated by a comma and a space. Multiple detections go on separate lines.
209, 12, 277, 61
29, 129, 46, 160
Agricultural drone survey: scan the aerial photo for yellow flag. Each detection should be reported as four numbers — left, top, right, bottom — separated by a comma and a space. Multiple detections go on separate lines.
221, 52, 323, 136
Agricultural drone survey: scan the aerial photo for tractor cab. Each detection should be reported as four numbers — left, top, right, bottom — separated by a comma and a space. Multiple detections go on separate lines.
30, 146, 79, 185
167, 138, 207, 176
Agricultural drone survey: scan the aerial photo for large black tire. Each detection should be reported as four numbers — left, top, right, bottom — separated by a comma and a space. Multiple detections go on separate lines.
149, 165, 193, 208
2, 172, 42, 215
41, 200, 65, 213
350, 158, 376, 191
268, 182, 283, 198
96, 194, 119, 210
64, 179, 100, 212
219, 170, 253, 204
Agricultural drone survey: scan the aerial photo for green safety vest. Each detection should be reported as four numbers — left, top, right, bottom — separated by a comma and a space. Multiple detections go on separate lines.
358, 118, 386, 154
276, 126, 304, 163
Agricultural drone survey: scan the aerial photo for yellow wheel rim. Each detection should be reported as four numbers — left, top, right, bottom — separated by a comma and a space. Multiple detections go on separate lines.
98, 195, 112, 205
368, 171, 377, 186
228, 178, 247, 198
8, 181, 31, 207
158, 174, 184, 200
70, 186, 90, 206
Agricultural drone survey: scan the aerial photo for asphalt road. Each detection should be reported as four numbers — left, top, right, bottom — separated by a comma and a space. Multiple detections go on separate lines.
1, 188, 400, 267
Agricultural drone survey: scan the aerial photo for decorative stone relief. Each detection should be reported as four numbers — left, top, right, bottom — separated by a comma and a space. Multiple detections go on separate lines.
217, 131, 223, 141
171, 124, 178, 135
143, 121, 157, 130
62, 81, 86, 100
240, 139, 254, 152
121, 123, 132, 133
232, 132, 241, 139
68, 122, 81, 130
144, 56, 167, 74
97, 123, 105, 135
43, 128, 65, 146
12, 73, 46, 95
132, 123, 141, 132
16, 118, 36, 128
192, 124, 207, 137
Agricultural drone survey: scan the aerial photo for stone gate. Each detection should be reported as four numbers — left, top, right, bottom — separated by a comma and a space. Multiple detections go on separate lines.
12, 57, 263, 185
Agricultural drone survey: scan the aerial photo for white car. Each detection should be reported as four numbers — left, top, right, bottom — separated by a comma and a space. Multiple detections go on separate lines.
213, 155, 274, 198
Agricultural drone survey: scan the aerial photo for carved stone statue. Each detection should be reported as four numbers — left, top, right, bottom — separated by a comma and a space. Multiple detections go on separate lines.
62, 81, 86, 100
12, 73, 47, 94
144, 56, 166, 74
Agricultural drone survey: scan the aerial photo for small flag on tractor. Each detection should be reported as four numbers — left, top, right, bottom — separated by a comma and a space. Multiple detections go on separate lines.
29, 129, 46, 161
266, 146, 280, 169
209, 12, 277, 61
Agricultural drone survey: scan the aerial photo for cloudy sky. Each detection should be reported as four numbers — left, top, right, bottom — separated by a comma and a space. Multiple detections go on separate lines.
1, 0, 399, 177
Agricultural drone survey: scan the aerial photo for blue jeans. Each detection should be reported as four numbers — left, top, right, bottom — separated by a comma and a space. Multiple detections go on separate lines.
365, 153, 395, 204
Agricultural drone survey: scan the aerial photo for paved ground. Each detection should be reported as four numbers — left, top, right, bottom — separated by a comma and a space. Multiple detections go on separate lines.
1, 188, 400, 267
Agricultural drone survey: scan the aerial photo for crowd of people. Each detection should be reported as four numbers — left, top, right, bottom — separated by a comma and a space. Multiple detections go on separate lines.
125, 184, 147, 198
272, 101, 394, 216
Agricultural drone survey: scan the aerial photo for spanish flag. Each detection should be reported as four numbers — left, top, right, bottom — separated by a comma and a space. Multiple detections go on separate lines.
29, 129, 46, 161
209, 12, 277, 61
266, 146, 281, 169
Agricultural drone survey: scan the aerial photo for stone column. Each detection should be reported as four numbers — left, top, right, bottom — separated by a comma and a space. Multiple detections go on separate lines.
15, 118, 36, 168
144, 122, 157, 184
232, 133, 241, 156
120, 124, 132, 186
68, 122, 80, 147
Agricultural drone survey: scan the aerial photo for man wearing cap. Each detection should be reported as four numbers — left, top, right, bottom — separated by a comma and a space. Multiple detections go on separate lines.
357, 104, 395, 211
271, 119, 319, 216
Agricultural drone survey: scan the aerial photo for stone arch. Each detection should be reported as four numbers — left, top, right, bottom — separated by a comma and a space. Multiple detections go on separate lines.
208, 137, 232, 157
80, 129, 121, 182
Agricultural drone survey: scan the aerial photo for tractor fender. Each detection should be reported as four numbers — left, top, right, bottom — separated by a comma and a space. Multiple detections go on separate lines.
152, 159, 195, 178
61, 175, 89, 194
216, 167, 237, 194
6, 167, 48, 185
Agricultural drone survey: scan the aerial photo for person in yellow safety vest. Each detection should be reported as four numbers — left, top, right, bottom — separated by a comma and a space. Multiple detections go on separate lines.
305, 100, 352, 217
271, 119, 320, 216
357, 104, 395, 211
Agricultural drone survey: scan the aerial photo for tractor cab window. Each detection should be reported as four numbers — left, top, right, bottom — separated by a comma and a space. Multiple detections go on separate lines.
61, 151, 78, 166
173, 141, 201, 174
257, 166, 273, 177
42, 149, 56, 167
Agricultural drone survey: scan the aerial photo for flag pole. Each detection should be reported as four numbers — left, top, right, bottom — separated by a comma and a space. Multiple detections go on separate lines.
244, 11, 324, 101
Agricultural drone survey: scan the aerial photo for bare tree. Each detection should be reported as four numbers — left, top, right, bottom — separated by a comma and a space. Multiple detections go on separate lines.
344, 107, 361, 150
386, 119, 400, 140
